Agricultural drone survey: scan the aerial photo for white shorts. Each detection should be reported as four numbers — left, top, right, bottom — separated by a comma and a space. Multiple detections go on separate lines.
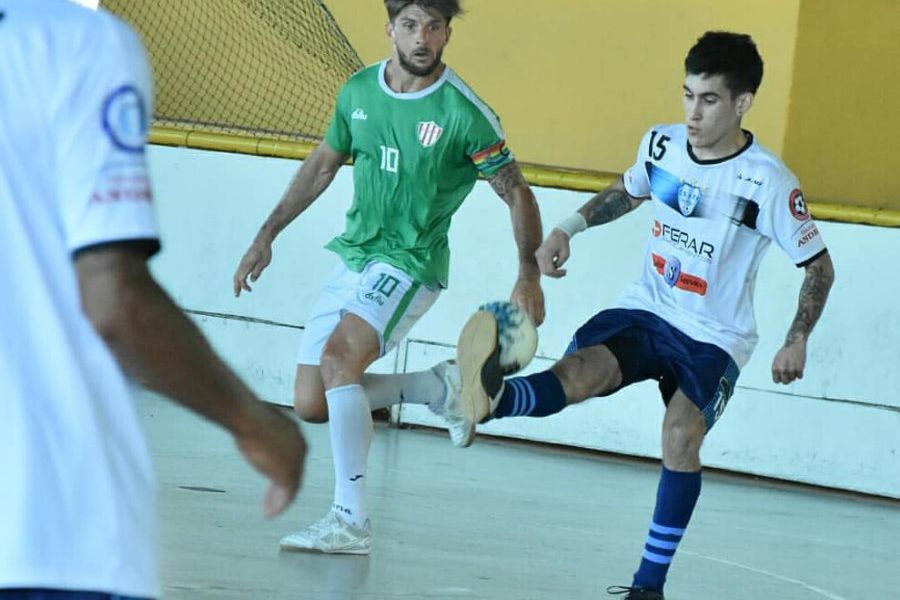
296, 261, 441, 365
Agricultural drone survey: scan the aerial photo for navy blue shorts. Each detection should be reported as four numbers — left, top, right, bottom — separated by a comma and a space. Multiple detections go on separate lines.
0, 591, 151, 600
565, 308, 739, 429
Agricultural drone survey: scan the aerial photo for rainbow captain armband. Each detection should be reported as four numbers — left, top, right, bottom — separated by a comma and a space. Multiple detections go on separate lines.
471, 140, 511, 175
554, 213, 588, 239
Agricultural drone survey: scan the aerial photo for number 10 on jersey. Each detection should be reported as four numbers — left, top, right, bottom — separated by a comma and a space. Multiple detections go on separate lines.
380, 145, 399, 173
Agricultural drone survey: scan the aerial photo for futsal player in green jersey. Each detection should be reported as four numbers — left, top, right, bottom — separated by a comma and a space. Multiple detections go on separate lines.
234, 0, 545, 554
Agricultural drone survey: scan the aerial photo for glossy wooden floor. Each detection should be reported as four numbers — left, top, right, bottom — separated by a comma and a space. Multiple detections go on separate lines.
142, 392, 898, 600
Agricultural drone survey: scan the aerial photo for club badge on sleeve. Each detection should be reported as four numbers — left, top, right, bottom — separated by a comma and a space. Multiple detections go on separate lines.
102, 84, 149, 154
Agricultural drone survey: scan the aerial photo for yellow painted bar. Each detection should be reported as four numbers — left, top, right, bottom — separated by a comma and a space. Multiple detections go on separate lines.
150, 127, 317, 160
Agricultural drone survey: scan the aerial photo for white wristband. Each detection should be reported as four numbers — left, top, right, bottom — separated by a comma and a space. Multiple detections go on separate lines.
555, 213, 588, 239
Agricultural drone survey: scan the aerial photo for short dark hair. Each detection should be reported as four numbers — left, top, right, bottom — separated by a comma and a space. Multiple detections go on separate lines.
685, 31, 764, 96
384, 0, 463, 25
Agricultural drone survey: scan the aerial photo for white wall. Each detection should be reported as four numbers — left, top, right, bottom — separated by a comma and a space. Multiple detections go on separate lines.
148, 145, 900, 498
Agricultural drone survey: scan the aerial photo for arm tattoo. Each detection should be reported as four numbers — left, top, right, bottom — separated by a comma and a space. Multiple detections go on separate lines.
584, 188, 635, 226
785, 254, 834, 345
488, 161, 528, 199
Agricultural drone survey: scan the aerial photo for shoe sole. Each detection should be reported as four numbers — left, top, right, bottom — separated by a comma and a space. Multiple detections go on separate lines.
279, 540, 371, 555
456, 310, 498, 424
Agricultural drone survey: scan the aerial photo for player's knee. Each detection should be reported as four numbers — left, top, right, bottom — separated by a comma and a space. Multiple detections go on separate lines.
552, 349, 621, 403
319, 347, 352, 388
293, 391, 328, 423
663, 419, 705, 458
319, 342, 368, 389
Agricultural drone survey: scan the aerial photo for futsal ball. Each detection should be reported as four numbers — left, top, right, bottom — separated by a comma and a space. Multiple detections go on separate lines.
478, 301, 538, 375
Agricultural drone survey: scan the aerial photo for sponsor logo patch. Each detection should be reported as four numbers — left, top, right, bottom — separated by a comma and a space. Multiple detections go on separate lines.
663, 255, 682, 287
712, 375, 734, 420
736, 172, 764, 186
352, 108, 368, 120
797, 223, 820, 247
789, 188, 810, 221
361, 290, 386, 306
652, 253, 708, 295
90, 163, 152, 205
653, 220, 715, 261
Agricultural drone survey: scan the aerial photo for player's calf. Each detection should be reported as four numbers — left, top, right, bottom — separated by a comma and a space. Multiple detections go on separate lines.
661, 390, 707, 471
293, 395, 328, 423
294, 365, 328, 422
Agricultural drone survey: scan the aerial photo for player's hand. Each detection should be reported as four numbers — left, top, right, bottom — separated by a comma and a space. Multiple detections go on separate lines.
233, 240, 273, 297
511, 275, 545, 327
772, 339, 807, 384
234, 400, 307, 518
535, 229, 571, 278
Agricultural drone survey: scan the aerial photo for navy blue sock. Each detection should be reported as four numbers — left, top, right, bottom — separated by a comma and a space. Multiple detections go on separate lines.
632, 467, 702, 592
493, 370, 567, 418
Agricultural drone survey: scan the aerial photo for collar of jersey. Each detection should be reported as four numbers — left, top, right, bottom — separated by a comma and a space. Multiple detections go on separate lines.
378, 59, 451, 100
687, 129, 755, 165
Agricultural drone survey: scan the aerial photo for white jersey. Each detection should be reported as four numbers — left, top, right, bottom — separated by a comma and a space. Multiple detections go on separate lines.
0, 1, 159, 597
620, 124, 827, 367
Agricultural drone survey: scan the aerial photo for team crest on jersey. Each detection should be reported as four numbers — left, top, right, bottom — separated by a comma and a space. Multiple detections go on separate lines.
417, 121, 444, 148
789, 188, 810, 221
677, 182, 703, 217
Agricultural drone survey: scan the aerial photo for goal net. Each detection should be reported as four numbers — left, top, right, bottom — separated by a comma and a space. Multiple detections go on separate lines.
100, 0, 364, 143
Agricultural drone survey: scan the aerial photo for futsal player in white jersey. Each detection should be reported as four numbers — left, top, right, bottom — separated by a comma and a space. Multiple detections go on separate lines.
452, 32, 835, 600
0, 2, 305, 599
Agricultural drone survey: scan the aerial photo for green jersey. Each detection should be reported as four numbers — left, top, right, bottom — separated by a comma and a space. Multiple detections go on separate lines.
324, 61, 514, 288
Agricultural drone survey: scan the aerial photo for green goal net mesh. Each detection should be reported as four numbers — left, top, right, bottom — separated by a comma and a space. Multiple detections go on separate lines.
100, 0, 363, 143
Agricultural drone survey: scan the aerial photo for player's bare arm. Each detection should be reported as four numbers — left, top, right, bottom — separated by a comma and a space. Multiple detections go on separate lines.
233, 142, 348, 296
772, 251, 835, 384
488, 160, 546, 326
78, 245, 307, 517
536, 178, 645, 278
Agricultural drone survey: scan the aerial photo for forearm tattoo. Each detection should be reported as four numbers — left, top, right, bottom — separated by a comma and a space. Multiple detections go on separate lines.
489, 161, 528, 199
585, 188, 634, 226
785, 255, 834, 345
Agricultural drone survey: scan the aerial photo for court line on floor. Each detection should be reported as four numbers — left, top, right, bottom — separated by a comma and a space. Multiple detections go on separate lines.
679, 550, 851, 600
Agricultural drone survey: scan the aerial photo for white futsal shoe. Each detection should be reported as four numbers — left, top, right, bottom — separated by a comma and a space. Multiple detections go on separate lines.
279, 510, 372, 555
428, 360, 476, 448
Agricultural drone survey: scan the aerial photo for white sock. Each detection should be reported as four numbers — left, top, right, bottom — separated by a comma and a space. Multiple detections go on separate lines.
325, 384, 372, 528
363, 364, 446, 411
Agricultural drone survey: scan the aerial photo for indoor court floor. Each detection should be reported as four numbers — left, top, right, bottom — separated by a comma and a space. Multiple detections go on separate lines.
142, 392, 899, 600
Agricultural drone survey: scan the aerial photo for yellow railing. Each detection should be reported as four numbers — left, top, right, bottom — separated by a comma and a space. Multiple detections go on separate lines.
151, 126, 317, 160
149, 127, 900, 227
